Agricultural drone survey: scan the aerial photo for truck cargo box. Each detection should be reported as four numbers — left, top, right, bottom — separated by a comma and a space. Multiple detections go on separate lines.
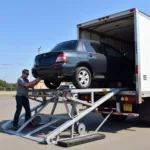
77, 8, 150, 103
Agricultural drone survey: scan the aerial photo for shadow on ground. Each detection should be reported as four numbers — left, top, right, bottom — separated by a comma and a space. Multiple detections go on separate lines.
81, 112, 150, 133
0, 112, 150, 138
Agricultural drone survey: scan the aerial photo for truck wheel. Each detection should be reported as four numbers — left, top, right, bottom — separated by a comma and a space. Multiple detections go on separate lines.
44, 80, 61, 89
73, 67, 92, 89
102, 114, 127, 122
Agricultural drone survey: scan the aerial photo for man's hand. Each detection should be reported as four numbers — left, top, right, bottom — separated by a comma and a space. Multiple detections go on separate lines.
24, 77, 41, 88
33, 77, 41, 86
35, 77, 41, 83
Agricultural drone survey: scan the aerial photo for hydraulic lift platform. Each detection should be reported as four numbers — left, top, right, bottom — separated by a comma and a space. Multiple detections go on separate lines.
1, 88, 134, 146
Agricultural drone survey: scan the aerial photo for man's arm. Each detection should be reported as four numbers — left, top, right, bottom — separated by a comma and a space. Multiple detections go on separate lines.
24, 78, 41, 88
18, 78, 41, 88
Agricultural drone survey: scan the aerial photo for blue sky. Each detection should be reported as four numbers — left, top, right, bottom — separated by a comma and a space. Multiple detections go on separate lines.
0, 0, 150, 83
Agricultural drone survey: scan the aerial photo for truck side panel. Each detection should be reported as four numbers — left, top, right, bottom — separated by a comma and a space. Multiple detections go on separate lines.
138, 12, 150, 93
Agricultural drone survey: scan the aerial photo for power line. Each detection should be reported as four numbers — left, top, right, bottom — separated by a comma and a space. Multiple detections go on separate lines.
0, 52, 36, 56
0, 64, 33, 66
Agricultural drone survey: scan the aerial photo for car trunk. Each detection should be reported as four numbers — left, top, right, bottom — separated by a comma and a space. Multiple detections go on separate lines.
36, 52, 60, 66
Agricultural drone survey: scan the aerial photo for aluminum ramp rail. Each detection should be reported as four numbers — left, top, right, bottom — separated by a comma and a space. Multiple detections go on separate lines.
1, 95, 59, 135
1, 88, 125, 146
45, 88, 120, 144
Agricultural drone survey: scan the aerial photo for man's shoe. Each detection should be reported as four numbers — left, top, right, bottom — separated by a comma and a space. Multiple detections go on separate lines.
12, 125, 18, 131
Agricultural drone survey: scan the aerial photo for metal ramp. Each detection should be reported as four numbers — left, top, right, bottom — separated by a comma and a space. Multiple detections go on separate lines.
1, 88, 124, 146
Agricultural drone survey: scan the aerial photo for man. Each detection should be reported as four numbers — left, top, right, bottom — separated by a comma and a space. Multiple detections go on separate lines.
13, 69, 41, 130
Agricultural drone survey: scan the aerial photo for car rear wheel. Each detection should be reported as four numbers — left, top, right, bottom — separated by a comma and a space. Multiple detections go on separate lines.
44, 80, 61, 89
73, 67, 92, 89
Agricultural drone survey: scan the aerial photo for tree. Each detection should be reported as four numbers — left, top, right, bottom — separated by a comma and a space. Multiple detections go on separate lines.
0, 80, 17, 91
0, 80, 7, 87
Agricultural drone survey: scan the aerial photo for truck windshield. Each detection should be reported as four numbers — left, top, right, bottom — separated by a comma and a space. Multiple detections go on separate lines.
51, 40, 78, 52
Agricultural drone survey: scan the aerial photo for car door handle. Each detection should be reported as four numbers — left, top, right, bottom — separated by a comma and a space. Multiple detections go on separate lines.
88, 53, 93, 57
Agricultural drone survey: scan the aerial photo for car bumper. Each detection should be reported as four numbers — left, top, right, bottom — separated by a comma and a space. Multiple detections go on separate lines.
32, 64, 75, 80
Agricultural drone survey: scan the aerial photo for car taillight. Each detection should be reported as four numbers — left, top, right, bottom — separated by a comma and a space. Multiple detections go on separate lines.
56, 53, 67, 62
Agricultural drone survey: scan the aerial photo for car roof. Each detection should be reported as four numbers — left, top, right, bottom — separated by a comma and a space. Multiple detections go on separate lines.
79, 39, 100, 44
58, 39, 100, 44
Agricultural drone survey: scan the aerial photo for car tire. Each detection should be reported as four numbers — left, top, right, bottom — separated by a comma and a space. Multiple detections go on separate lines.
73, 67, 92, 89
44, 80, 61, 89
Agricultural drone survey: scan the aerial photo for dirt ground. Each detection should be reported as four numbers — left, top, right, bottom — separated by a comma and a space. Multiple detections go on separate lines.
0, 91, 16, 96
1, 96, 150, 150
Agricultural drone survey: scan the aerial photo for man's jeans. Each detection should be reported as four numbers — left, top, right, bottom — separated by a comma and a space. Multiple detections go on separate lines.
13, 95, 31, 126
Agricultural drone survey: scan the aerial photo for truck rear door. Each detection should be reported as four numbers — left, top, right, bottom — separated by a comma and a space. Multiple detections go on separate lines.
136, 11, 150, 98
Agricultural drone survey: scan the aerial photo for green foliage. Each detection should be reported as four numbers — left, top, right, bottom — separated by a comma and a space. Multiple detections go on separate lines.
0, 80, 17, 91
0, 80, 7, 87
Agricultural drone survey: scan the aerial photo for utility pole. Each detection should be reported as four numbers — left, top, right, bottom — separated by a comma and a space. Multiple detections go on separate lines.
38, 46, 42, 54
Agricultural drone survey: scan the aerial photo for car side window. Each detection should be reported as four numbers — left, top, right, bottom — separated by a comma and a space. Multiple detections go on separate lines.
84, 41, 103, 53
77, 41, 86, 52
90, 42, 103, 54
101, 43, 122, 57
105, 47, 122, 57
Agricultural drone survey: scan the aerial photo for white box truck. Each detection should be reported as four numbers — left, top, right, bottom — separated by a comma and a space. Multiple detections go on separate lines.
77, 8, 150, 121
3, 8, 150, 145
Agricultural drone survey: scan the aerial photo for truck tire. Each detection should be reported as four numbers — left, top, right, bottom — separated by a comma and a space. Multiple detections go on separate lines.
44, 80, 61, 89
102, 114, 127, 122
73, 67, 92, 89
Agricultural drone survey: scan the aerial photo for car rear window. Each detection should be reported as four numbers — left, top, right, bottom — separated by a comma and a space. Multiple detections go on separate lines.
51, 40, 78, 52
